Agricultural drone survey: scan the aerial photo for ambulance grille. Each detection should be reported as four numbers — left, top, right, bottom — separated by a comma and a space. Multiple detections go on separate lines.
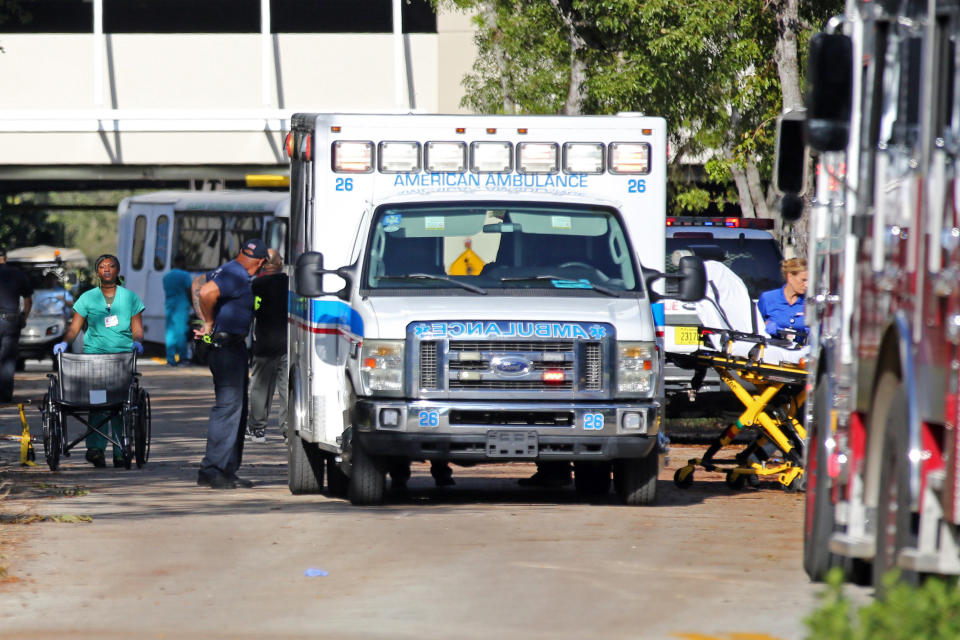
584, 342, 602, 391
419, 341, 438, 389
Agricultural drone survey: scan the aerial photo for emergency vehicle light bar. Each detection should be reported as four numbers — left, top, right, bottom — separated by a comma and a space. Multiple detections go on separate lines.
608, 142, 651, 174
470, 141, 513, 173
425, 141, 467, 172
666, 216, 775, 229
378, 141, 421, 173
562, 142, 604, 174
332, 141, 373, 173
517, 142, 559, 174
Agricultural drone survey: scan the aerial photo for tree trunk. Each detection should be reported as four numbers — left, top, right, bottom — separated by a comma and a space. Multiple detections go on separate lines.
772, 0, 802, 111
728, 153, 756, 218
745, 159, 770, 219
565, 55, 585, 115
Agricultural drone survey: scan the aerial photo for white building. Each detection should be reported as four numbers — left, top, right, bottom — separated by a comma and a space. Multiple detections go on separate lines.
0, 1, 477, 192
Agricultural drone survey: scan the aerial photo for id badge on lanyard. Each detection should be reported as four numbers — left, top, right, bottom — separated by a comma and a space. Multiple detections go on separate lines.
105, 314, 119, 328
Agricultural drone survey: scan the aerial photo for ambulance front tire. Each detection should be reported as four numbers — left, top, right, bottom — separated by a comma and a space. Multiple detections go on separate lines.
614, 452, 658, 505
348, 436, 386, 506
288, 429, 324, 494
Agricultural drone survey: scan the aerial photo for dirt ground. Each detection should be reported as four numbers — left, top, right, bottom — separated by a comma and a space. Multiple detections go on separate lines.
0, 360, 870, 640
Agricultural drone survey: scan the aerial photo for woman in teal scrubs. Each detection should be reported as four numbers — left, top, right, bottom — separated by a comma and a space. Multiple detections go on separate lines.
55, 254, 145, 467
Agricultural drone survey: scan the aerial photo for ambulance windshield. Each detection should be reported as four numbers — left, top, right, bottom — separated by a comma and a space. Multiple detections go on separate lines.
364, 203, 641, 296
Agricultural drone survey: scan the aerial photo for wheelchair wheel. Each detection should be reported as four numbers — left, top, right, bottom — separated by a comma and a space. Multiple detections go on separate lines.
120, 402, 135, 470
41, 392, 63, 471
134, 389, 151, 467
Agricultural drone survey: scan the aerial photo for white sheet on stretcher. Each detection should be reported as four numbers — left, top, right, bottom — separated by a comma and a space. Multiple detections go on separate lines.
696, 260, 808, 366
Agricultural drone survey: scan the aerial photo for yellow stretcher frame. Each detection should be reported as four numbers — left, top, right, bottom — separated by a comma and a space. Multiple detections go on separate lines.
669, 337, 807, 492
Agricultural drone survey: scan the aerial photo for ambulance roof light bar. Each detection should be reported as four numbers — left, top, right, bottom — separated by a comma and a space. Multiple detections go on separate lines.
666, 216, 775, 230
608, 142, 651, 174
470, 141, 513, 173
332, 141, 374, 173
517, 142, 559, 174
378, 141, 421, 173
562, 142, 604, 174
425, 141, 467, 172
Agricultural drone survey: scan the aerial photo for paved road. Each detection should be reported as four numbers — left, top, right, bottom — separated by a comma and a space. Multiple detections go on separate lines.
0, 360, 869, 639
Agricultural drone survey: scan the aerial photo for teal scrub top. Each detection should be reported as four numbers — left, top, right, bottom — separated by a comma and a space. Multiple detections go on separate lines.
73, 286, 146, 354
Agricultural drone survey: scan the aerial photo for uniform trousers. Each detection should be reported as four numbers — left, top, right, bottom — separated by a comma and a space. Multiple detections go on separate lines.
0, 317, 21, 402
247, 352, 287, 433
199, 342, 249, 480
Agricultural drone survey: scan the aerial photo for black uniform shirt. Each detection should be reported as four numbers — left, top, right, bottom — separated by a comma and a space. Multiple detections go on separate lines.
0, 263, 33, 314
251, 271, 288, 358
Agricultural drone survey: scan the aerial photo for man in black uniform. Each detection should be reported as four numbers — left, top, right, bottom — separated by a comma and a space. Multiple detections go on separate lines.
194, 238, 268, 489
246, 249, 288, 443
0, 248, 33, 402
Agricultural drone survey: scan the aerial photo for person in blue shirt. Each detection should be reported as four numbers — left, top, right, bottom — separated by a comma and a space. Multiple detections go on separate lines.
757, 257, 808, 343
162, 254, 194, 366
194, 239, 267, 490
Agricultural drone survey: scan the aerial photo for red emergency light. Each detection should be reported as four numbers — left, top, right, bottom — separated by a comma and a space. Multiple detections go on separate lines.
542, 370, 566, 384
666, 216, 775, 230
284, 132, 294, 158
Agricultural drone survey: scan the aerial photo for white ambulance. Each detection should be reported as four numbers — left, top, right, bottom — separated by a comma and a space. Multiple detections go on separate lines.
285, 113, 705, 505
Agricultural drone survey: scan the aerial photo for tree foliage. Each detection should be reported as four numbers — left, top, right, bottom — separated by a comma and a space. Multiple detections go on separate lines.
435, 0, 842, 219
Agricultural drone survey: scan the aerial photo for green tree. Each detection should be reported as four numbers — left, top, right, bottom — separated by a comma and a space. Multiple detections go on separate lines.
435, 0, 841, 230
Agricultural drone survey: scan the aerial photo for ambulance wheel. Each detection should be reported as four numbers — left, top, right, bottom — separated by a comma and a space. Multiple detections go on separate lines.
615, 453, 657, 505
287, 425, 324, 495
325, 454, 348, 498
725, 470, 746, 490
574, 461, 611, 495
873, 380, 918, 592
805, 378, 841, 581
348, 438, 386, 506
673, 467, 693, 489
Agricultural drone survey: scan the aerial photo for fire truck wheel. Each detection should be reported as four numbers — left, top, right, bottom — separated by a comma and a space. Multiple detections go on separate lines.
615, 453, 658, 505
348, 438, 386, 506
873, 382, 918, 592
804, 379, 839, 581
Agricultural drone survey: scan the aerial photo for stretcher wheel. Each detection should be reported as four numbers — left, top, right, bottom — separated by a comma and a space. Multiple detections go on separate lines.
673, 467, 694, 489
785, 474, 804, 493
725, 470, 746, 490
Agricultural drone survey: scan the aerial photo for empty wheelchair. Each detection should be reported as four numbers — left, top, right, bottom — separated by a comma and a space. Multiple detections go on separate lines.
39, 351, 151, 471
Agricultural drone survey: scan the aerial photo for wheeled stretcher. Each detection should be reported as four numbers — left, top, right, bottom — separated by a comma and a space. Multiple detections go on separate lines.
665, 259, 808, 491
668, 328, 807, 491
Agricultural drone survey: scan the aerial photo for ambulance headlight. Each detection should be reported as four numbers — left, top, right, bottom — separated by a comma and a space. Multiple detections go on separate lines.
616, 341, 656, 396
333, 141, 374, 173
562, 142, 604, 174
470, 141, 513, 173
608, 142, 651, 174
360, 340, 405, 395
379, 141, 421, 173
517, 142, 559, 174
425, 141, 467, 172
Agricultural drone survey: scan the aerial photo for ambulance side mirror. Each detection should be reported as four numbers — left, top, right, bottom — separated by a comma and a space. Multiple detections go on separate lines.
644, 256, 706, 303
294, 251, 354, 301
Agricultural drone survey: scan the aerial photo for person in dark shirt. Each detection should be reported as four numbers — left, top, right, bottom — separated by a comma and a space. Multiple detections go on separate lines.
0, 248, 33, 402
246, 249, 288, 443
194, 238, 268, 489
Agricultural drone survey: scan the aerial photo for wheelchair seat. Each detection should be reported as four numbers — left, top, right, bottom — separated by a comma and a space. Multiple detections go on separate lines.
57, 352, 137, 408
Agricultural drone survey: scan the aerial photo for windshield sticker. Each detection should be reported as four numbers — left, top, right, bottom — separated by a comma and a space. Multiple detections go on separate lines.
551, 216, 572, 230
424, 216, 445, 230
550, 279, 592, 289
382, 213, 402, 232
413, 321, 608, 340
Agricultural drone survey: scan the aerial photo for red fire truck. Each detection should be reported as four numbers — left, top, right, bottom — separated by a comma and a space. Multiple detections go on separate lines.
776, 0, 960, 588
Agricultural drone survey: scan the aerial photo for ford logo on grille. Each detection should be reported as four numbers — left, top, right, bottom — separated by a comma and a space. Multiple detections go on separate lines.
491, 355, 532, 377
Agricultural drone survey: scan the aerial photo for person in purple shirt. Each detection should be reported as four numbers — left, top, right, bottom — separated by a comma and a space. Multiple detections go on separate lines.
757, 257, 808, 343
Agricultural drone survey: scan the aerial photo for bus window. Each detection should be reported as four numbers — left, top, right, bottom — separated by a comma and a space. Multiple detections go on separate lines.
132, 215, 147, 271
222, 214, 262, 264
176, 214, 222, 271
265, 219, 288, 259
154, 215, 169, 270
